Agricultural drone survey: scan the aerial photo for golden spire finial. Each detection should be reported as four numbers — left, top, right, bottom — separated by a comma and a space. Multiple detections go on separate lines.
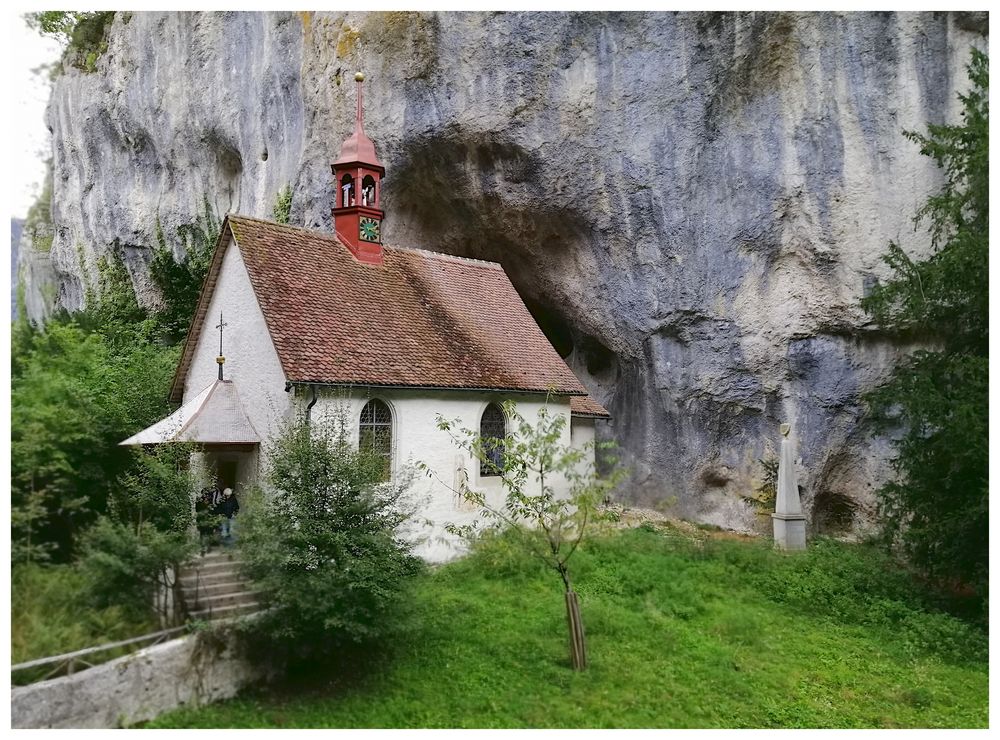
355, 72, 365, 82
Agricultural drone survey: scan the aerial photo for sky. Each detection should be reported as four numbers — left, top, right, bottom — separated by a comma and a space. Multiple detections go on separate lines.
7, 12, 62, 220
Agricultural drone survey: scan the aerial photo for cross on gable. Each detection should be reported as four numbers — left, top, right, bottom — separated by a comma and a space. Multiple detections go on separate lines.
215, 311, 228, 380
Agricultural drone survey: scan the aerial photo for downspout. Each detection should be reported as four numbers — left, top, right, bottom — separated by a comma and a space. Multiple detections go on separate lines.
305, 384, 318, 426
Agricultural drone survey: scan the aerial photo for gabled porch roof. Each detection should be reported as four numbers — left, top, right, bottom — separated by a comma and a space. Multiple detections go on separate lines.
119, 379, 260, 446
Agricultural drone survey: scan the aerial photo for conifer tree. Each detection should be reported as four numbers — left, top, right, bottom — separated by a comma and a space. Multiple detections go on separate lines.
862, 49, 988, 600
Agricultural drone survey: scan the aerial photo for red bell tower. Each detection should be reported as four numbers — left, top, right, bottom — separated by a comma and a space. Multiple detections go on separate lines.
332, 72, 385, 265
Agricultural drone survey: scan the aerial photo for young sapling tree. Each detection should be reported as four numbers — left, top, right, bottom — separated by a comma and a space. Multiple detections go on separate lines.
432, 400, 622, 671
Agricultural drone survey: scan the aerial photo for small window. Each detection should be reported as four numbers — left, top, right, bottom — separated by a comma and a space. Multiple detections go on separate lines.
359, 399, 392, 480
361, 174, 377, 207
479, 402, 506, 477
340, 174, 355, 207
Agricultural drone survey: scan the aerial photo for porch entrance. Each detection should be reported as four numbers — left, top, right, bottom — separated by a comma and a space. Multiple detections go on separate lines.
194, 443, 260, 522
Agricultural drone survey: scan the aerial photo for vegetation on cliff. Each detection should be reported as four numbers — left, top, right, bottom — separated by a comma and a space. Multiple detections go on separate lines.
25, 11, 117, 73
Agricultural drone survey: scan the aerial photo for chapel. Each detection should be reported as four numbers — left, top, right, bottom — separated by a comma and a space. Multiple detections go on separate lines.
122, 73, 609, 561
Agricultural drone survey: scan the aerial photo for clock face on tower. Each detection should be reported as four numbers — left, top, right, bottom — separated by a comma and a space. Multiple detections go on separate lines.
359, 217, 381, 243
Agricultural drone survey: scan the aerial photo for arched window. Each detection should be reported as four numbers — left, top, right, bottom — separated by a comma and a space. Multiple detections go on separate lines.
479, 402, 506, 477
361, 174, 377, 207
340, 174, 355, 207
359, 399, 392, 480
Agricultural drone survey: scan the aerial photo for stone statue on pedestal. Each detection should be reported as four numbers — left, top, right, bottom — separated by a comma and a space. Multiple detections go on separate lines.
772, 423, 807, 550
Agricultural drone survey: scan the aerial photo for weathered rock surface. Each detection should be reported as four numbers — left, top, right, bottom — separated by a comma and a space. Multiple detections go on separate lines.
20, 11, 987, 532
11, 218, 23, 318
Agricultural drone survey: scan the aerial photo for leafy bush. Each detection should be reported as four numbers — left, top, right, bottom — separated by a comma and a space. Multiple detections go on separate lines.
861, 49, 988, 600
113, 442, 199, 534
239, 416, 422, 666
716, 536, 987, 663
79, 518, 194, 626
79, 443, 198, 624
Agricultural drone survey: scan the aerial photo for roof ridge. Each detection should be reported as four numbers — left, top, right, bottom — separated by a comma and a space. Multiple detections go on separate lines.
228, 213, 502, 270
227, 213, 344, 243
385, 244, 502, 269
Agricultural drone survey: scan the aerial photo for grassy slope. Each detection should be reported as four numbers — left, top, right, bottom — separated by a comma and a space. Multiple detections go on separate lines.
152, 525, 987, 728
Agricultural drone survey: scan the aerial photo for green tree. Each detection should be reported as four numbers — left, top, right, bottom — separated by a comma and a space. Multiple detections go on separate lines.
862, 49, 988, 599
433, 401, 623, 670
239, 416, 421, 666
11, 252, 179, 560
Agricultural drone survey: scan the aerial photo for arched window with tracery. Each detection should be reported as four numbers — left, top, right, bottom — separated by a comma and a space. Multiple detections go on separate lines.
359, 399, 392, 480
479, 402, 507, 477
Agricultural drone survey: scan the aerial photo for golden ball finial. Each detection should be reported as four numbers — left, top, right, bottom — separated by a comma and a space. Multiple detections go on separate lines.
355, 72, 365, 82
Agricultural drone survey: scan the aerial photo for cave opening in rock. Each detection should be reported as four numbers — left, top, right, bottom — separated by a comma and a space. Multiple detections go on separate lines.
812, 489, 858, 535
577, 333, 617, 378
521, 295, 574, 359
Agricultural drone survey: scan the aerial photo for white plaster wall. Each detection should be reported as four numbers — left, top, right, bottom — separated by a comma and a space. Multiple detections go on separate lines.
308, 389, 580, 562
570, 417, 596, 454
569, 416, 598, 486
183, 235, 292, 455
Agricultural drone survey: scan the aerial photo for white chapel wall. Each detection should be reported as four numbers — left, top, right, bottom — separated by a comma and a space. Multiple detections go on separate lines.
570, 416, 596, 455
183, 234, 292, 483
308, 389, 578, 562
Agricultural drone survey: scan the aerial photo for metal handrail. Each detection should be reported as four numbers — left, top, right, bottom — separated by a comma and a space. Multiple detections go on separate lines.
11, 624, 191, 682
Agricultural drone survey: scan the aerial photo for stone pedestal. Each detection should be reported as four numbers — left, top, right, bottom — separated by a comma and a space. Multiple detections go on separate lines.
772, 512, 807, 550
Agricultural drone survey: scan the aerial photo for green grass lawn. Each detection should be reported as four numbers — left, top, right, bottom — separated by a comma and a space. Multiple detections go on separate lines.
151, 524, 987, 728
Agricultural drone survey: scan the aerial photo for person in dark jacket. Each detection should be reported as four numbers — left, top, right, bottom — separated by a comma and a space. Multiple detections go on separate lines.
215, 487, 240, 545
195, 489, 220, 554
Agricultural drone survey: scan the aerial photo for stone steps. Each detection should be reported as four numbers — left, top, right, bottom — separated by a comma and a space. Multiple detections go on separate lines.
181, 579, 247, 600
180, 569, 245, 589
178, 549, 261, 622
186, 588, 261, 611
189, 600, 262, 622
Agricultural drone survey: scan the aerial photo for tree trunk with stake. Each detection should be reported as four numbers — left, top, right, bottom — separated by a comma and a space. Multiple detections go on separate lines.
558, 563, 587, 670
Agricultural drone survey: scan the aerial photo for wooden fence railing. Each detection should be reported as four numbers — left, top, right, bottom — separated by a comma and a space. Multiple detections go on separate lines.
11, 625, 192, 684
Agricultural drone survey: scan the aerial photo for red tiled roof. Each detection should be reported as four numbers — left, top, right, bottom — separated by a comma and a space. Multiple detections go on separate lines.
571, 395, 611, 418
171, 215, 589, 402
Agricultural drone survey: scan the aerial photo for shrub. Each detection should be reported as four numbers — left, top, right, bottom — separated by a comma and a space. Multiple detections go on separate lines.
149, 200, 221, 343
25, 11, 116, 73
78, 518, 195, 625
78, 443, 198, 625
11, 258, 180, 562
730, 536, 987, 662
239, 416, 422, 667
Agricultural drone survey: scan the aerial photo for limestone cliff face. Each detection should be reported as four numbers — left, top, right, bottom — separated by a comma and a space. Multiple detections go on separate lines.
21, 10, 988, 532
